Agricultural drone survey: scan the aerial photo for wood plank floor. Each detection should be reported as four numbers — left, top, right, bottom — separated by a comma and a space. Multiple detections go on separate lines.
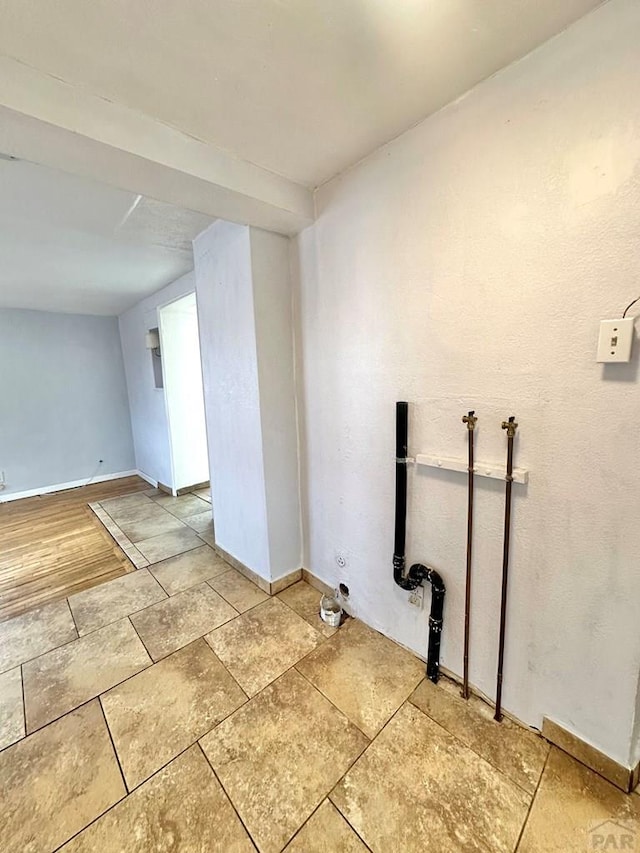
0, 476, 149, 623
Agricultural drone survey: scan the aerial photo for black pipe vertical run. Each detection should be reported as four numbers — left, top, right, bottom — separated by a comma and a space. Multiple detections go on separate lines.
394, 402, 409, 575
393, 401, 446, 683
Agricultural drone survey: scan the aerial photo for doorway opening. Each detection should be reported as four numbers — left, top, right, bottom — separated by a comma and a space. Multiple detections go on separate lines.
158, 293, 210, 495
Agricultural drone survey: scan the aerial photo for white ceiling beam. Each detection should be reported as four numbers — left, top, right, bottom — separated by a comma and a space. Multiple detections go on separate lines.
0, 56, 314, 235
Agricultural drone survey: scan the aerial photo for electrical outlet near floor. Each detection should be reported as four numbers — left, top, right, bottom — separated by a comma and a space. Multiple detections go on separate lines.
408, 586, 424, 608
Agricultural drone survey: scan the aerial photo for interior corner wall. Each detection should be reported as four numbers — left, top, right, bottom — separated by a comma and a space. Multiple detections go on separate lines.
251, 228, 303, 579
0, 307, 135, 497
193, 220, 302, 582
118, 271, 195, 488
294, 0, 640, 766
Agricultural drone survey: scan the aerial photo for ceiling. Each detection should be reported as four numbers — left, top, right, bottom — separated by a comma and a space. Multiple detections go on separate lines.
0, 158, 213, 315
0, 0, 604, 188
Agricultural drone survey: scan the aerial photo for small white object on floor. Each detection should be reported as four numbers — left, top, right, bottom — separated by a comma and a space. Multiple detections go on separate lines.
320, 591, 342, 627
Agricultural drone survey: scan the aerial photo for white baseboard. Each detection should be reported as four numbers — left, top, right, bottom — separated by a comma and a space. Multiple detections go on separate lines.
0, 470, 139, 503
135, 470, 158, 488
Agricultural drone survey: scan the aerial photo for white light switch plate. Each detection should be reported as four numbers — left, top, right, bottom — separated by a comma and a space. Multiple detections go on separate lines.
596, 318, 634, 363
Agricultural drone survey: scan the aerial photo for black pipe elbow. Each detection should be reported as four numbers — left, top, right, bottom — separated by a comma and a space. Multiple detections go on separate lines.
393, 401, 446, 684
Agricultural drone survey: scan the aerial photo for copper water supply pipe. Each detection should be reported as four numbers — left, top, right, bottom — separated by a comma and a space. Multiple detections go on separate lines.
494, 416, 518, 722
461, 411, 477, 700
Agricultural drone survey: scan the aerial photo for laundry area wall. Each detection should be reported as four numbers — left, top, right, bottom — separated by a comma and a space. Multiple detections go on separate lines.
294, 0, 640, 767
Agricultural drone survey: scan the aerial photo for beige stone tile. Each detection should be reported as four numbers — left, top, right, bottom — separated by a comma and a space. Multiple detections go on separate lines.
278, 580, 339, 638
0, 700, 125, 852
143, 487, 162, 497
100, 493, 156, 518
209, 569, 270, 613
198, 529, 217, 549
101, 639, 246, 790
152, 493, 211, 518
297, 618, 424, 738
122, 543, 149, 569
136, 526, 204, 563
284, 800, 369, 853
201, 669, 368, 853
149, 545, 230, 595
410, 675, 549, 793
131, 582, 238, 660
59, 746, 254, 853
183, 510, 214, 533
23, 618, 151, 732
0, 667, 24, 751
331, 702, 529, 853
193, 488, 212, 502
205, 597, 322, 696
0, 598, 77, 673
118, 511, 186, 543
518, 747, 640, 852
68, 569, 167, 635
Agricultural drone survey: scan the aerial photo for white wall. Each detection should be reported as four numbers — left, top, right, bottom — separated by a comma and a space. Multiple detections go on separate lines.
194, 221, 301, 582
0, 308, 134, 497
119, 271, 194, 488
295, 0, 640, 766
251, 229, 303, 577
159, 293, 209, 491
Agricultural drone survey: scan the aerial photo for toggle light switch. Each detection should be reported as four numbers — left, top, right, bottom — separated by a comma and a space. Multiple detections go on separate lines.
596, 318, 634, 363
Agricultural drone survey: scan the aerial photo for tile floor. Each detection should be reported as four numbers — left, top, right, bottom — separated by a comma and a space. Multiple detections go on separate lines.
88, 487, 214, 570
1, 491, 639, 851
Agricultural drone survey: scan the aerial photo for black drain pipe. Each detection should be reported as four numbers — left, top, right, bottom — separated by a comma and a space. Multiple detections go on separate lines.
393, 401, 446, 683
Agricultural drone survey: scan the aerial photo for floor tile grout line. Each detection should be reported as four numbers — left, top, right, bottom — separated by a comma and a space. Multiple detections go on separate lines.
94, 501, 204, 564
281, 793, 374, 853
405, 696, 543, 802
201, 633, 255, 699
405, 691, 546, 798
204, 575, 271, 614
7, 635, 250, 763
68, 572, 241, 641
12, 604, 249, 741
294, 666, 373, 742
16, 606, 153, 670
0, 575, 325, 683
196, 742, 260, 852
193, 662, 373, 851
1, 618, 85, 675
49, 741, 205, 852
125, 613, 158, 662
73, 580, 165, 636
19, 663, 26, 743
22, 648, 153, 738
327, 701, 416, 845
97, 694, 130, 794
64, 597, 80, 639
201, 603, 348, 712
513, 748, 551, 852
101, 675, 251, 797
130, 599, 241, 664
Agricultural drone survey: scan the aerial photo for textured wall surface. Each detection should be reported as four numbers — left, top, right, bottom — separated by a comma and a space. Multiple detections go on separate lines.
194, 222, 271, 578
0, 308, 134, 495
194, 222, 302, 582
119, 272, 195, 488
295, 0, 640, 765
